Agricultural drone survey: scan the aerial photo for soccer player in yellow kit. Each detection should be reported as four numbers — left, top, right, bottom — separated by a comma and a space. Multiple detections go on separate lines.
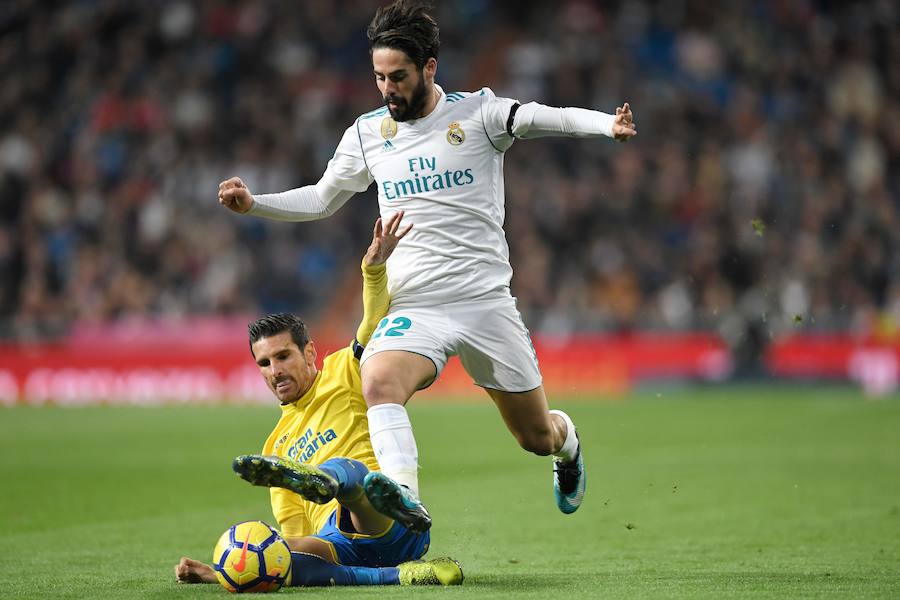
174, 212, 461, 587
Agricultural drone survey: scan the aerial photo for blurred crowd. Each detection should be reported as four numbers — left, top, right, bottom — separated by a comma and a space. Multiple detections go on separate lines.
1, 0, 899, 353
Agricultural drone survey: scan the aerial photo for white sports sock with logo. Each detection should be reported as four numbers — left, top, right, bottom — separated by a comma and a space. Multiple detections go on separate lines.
366, 403, 421, 498
549, 409, 579, 462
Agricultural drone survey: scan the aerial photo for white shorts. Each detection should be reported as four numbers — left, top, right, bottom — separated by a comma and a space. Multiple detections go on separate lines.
360, 295, 543, 393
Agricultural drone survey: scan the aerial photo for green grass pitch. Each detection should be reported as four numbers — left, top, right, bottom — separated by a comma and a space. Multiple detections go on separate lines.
2, 386, 899, 599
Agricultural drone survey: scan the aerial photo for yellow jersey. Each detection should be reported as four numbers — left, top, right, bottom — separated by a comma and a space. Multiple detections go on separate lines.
261, 346, 378, 538
260, 260, 389, 538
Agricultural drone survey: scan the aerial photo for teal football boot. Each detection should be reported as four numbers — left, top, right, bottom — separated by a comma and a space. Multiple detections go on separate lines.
553, 432, 585, 514
363, 471, 432, 533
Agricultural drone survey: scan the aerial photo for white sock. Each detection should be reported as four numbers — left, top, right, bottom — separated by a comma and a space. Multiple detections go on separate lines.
549, 409, 579, 462
366, 403, 421, 498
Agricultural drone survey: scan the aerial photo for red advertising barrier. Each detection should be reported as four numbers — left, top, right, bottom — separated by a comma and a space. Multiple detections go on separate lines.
0, 329, 731, 405
766, 334, 900, 396
0, 343, 270, 406
0, 317, 268, 406
422, 333, 732, 397
3, 328, 893, 405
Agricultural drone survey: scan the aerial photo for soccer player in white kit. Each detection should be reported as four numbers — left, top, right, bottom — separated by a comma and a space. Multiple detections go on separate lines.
218, 0, 637, 533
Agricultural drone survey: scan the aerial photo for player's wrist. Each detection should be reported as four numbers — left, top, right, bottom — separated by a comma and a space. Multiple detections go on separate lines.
361, 258, 387, 272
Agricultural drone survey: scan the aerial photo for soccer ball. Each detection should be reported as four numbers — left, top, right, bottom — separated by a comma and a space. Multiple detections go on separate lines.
212, 520, 292, 593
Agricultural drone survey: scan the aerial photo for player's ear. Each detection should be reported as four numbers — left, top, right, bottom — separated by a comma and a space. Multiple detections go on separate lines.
303, 341, 317, 365
424, 57, 437, 82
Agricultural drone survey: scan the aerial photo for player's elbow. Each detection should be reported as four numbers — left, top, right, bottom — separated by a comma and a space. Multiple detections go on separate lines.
319, 203, 340, 219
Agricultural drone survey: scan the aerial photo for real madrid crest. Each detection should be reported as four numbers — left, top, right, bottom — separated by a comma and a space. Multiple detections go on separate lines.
446, 121, 465, 145
380, 117, 398, 140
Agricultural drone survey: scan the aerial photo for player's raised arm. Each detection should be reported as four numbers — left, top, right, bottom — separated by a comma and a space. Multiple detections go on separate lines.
356, 211, 412, 346
216, 175, 357, 222
507, 99, 637, 142
363, 210, 412, 268
216, 124, 374, 222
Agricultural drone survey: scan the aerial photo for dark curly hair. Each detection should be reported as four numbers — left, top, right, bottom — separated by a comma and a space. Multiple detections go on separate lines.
367, 0, 440, 69
248, 313, 310, 356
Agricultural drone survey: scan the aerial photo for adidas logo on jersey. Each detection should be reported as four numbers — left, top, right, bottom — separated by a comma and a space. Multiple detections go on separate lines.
382, 139, 396, 152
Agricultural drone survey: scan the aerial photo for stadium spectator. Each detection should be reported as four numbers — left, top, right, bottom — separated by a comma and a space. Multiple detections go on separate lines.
1, 1, 898, 369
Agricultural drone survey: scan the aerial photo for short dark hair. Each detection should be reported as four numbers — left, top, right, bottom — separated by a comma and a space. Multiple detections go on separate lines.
248, 313, 310, 356
367, 0, 440, 70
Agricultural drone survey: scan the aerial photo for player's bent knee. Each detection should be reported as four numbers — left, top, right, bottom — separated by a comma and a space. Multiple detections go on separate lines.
361, 351, 436, 404
362, 372, 406, 406
362, 361, 432, 406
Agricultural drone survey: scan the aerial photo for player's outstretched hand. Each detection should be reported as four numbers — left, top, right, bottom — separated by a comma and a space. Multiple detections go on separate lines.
612, 102, 636, 142
364, 210, 413, 267
218, 176, 254, 214
175, 556, 217, 584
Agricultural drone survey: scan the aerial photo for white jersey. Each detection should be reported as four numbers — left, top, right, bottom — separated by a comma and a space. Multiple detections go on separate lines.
322, 86, 519, 308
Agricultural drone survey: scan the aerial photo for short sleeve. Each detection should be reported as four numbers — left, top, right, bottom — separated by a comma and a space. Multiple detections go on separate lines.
322, 123, 374, 193
479, 87, 520, 152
